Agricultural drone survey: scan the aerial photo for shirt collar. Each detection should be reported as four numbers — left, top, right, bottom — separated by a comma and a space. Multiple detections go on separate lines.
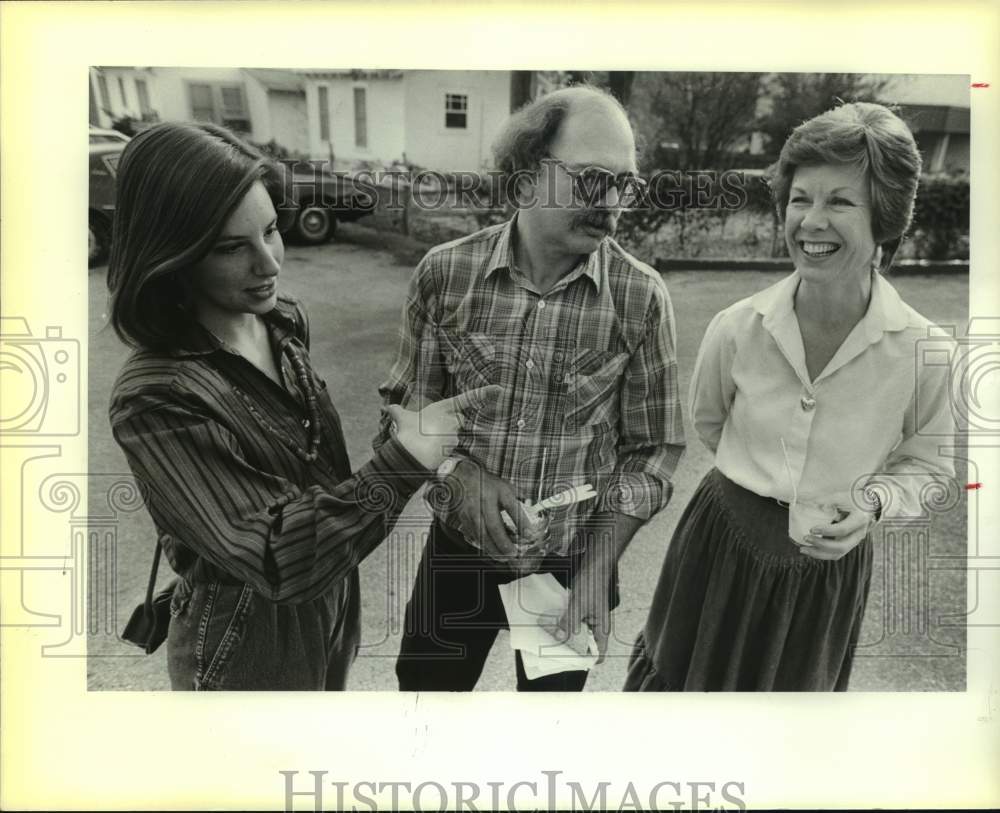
750, 269, 800, 328
485, 213, 603, 291
863, 270, 911, 338
752, 270, 910, 334
752, 269, 912, 385
169, 296, 300, 358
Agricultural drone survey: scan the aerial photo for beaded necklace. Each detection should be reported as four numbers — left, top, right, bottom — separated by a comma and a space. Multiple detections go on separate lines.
283, 341, 322, 462
208, 324, 322, 463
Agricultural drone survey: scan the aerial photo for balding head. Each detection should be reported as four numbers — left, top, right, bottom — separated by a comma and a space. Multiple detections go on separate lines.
494, 84, 639, 263
492, 84, 635, 187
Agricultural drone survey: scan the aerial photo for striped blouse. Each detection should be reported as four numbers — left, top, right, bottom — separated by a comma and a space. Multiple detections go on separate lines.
109, 296, 427, 605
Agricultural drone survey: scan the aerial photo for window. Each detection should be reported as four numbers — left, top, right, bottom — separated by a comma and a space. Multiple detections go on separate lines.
353, 87, 367, 148
445, 93, 468, 129
135, 79, 152, 115
96, 74, 111, 113
117, 76, 127, 108
189, 84, 215, 121
318, 85, 330, 141
187, 82, 251, 133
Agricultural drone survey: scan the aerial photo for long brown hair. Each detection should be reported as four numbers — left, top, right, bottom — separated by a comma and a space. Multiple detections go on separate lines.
107, 122, 295, 351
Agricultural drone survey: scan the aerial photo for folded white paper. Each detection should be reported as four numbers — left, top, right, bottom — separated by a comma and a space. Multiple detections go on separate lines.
497, 573, 598, 680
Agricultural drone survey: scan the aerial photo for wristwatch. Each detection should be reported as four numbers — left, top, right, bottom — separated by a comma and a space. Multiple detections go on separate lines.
436, 456, 463, 481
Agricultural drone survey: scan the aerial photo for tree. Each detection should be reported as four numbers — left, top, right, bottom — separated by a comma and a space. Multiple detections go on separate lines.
756, 73, 892, 159
630, 72, 765, 170
607, 71, 636, 107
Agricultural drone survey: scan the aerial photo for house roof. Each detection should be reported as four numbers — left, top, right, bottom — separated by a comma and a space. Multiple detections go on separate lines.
243, 68, 305, 92
296, 69, 404, 81
898, 103, 970, 134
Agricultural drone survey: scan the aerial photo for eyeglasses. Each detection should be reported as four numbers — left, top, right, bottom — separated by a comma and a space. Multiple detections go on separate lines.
545, 155, 647, 208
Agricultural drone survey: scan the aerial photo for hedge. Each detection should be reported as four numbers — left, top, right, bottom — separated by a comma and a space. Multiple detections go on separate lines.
616, 169, 969, 262
363, 167, 969, 263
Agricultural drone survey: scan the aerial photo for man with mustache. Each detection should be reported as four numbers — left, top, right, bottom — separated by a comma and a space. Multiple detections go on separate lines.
377, 85, 685, 691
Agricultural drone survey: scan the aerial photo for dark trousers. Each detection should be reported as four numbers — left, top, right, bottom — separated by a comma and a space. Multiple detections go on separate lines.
396, 520, 618, 691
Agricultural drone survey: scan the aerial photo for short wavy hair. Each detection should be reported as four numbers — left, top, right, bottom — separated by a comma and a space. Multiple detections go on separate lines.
767, 102, 922, 271
492, 84, 628, 204
107, 121, 295, 351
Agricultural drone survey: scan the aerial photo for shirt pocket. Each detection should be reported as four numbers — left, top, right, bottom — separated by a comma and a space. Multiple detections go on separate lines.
563, 348, 629, 430
441, 331, 498, 392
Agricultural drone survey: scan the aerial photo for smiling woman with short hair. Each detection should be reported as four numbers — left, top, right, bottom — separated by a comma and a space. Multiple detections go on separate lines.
625, 102, 957, 692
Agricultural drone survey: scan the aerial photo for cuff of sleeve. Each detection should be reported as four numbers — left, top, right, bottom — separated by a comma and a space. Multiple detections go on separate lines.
597, 473, 670, 520
371, 412, 396, 452
857, 480, 887, 524
358, 435, 432, 509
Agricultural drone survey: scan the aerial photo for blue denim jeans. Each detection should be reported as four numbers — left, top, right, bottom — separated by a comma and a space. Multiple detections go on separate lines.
166, 570, 360, 691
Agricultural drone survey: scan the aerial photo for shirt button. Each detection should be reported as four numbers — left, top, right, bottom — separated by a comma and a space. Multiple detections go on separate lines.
516, 418, 526, 429
302, 418, 311, 427
553, 351, 564, 362
537, 301, 546, 310
525, 360, 534, 370
800, 396, 816, 411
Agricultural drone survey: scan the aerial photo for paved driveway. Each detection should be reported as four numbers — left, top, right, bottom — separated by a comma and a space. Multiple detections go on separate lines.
88, 224, 969, 691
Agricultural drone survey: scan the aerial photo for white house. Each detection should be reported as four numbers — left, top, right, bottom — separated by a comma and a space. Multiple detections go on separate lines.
301, 69, 512, 171
89, 66, 159, 127
90, 67, 512, 171
88, 67, 309, 154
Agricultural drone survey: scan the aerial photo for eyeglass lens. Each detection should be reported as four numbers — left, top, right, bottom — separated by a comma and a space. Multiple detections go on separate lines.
577, 168, 643, 206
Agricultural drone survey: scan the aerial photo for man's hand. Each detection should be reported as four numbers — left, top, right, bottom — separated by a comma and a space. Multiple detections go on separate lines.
552, 559, 613, 662
548, 512, 643, 663
443, 458, 548, 564
799, 508, 875, 561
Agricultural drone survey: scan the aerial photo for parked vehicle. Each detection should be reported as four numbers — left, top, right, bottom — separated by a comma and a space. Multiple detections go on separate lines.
89, 126, 131, 145
89, 141, 376, 266
281, 160, 377, 244
89, 134, 127, 266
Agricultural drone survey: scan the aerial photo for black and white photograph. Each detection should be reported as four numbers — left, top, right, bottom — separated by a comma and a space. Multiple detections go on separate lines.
2, 2, 998, 811
86, 67, 969, 694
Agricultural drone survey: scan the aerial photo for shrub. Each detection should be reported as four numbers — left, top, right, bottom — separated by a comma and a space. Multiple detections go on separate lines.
910, 174, 970, 260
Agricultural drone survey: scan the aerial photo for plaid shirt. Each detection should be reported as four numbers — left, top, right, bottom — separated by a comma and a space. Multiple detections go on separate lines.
110, 296, 427, 604
376, 217, 685, 555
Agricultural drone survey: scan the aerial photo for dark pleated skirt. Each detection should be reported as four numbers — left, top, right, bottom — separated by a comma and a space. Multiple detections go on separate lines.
625, 468, 873, 692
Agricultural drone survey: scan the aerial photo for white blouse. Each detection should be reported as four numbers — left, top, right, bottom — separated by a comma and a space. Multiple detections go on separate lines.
690, 271, 957, 520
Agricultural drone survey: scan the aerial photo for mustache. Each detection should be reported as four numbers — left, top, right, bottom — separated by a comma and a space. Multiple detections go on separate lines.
576, 210, 617, 233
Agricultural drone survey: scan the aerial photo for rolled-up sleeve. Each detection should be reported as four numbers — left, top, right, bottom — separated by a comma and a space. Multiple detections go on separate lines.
113, 385, 428, 605
599, 283, 685, 519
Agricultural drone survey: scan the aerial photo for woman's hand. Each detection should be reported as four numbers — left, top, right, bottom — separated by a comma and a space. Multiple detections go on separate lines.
384, 386, 500, 471
799, 508, 876, 561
